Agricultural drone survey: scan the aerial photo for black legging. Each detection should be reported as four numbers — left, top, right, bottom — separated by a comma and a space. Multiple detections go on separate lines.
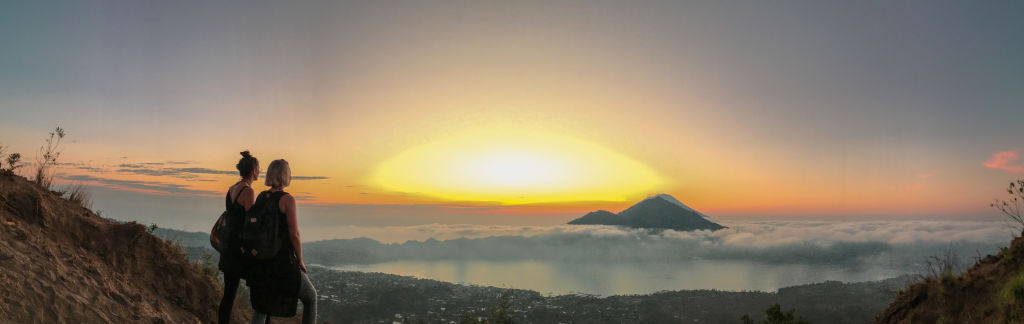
218, 270, 242, 324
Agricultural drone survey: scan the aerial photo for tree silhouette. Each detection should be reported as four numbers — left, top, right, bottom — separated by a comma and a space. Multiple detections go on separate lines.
991, 179, 1024, 236
741, 304, 809, 324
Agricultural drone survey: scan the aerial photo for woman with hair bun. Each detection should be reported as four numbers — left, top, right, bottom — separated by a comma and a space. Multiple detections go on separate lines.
212, 150, 259, 323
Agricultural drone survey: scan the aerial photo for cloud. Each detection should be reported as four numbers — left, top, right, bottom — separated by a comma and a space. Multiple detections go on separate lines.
983, 150, 1024, 173
117, 168, 196, 177
170, 167, 236, 175
55, 162, 105, 172
303, 220, 1007, 270
115, 164, 329, 180
304, 221, 1010, 269
315, 221, 1011, 245
61, 174, 218, 196
292, 175, 329, 180
117, 165, 232, 177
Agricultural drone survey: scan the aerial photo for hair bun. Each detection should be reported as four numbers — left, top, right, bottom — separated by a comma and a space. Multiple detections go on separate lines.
240, 150, 252, 158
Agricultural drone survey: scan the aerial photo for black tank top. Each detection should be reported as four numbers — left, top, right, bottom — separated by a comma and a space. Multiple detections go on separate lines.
255, 189, 294, 255
224, 184, 248, 247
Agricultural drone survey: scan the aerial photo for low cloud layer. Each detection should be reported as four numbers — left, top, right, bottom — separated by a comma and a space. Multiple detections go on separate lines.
312, 220, 1011, 245
304, 221, 1011, 271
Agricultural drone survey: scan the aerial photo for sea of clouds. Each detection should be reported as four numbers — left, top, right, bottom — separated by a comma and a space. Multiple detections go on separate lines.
309, 220, 1011, 244
304, 220, 1014, 271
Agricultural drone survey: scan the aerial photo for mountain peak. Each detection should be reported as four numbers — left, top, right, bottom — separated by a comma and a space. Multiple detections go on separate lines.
643, 194, 713, 221
568, 194, 725, 231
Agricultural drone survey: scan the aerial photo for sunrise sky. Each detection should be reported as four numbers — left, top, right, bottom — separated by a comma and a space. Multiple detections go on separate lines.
1, 1, 1023, 232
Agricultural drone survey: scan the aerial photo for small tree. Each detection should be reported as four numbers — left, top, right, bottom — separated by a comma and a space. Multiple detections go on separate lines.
991, 179, 1024, 236
0, 144, 22, 176
490, 290, 514, 324
7, 153, 22, 173
741, 304, 809, 324
34, 126, 66, 189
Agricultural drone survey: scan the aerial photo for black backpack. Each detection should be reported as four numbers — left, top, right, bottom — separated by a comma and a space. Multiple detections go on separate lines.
210, 210, 231, 253
239, 190, 288, 260
210, 189, 243, 253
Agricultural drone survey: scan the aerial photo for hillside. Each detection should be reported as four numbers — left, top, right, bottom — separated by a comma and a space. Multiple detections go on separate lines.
0, 174, 252, 323
569, 194, 726, 231
877, 235, 1024, 323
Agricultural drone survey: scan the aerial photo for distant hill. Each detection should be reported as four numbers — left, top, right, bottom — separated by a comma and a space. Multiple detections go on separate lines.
876, 235, 1024, 323
569, 194, 726, 231
0, 174, 252, 323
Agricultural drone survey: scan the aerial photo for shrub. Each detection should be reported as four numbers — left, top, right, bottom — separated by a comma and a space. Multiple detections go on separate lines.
997, 271, 1024, 307
6, 153, 22, 173
741, 304, 809, 324
991, 179, 1024, 236
63, 183, 92, 210
34, 126, 66, 189
0, 145, 22, 176
922, 245, 962, 280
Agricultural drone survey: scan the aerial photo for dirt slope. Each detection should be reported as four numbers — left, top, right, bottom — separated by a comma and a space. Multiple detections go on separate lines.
877, 235, 1024, 323
0, 174, 253, 323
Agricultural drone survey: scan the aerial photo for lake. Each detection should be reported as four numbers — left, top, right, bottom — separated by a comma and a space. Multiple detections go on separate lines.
332, 259, 907, 296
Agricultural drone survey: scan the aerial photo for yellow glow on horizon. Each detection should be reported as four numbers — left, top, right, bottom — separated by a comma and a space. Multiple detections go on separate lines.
371, 131, 663, 205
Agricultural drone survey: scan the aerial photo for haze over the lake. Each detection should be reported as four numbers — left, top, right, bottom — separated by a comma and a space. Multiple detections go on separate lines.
294, 220, 1006, 295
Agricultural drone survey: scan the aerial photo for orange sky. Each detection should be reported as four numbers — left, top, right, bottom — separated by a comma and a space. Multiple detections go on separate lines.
2, 1, 1023, 226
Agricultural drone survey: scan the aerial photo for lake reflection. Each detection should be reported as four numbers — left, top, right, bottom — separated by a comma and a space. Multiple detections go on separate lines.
332, 260, 906, 296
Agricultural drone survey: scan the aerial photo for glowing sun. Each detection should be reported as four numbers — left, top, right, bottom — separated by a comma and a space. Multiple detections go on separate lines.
371, 131, 662, 204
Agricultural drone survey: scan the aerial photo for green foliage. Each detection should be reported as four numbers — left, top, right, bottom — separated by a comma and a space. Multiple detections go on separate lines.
147, 223, 159, 234
197, 250, 219, 285
459, 313, 483, 324
34, 126, 66, 189
741, 314, 755, 324
201, 250, 214, 266
490, 290, 514, 324
997, 271, 1024, 306
740, 304, 810, 324
454, 290, 515, 324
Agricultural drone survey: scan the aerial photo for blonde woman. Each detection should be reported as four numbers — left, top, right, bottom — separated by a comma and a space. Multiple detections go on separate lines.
246, 159, 317, 324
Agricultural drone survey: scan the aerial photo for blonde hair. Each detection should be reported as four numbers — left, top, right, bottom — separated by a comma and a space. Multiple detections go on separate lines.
264, 159, 291, 188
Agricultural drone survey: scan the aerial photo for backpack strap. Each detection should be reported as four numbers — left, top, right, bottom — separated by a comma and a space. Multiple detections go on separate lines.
230, 182, 250, 205
234, 185, 249, 204
269, 191, 287, 200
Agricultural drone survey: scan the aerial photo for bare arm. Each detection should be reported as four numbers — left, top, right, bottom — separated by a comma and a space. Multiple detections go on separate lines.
280, 194, 305, 272
212, 184, 255, 247
238, 186, 255, 211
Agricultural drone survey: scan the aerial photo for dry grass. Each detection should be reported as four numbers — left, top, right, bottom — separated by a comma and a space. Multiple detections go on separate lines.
63, 183, 92, 210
